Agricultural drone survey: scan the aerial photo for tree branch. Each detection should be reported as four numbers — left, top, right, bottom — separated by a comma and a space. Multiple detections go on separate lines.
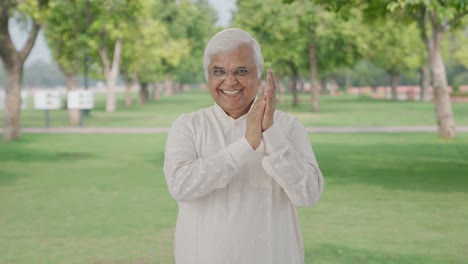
0, 3, 17, 68
417, 6, 429, 44
98, 46, 111, 78
18, 19, 41, 63
443, 9, 468, 31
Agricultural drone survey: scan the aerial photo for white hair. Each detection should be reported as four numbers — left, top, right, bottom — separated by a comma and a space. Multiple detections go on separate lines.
203, 28, 264, 80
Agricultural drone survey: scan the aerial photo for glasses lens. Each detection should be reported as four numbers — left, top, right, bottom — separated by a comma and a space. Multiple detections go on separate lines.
212, 68, 227, 78
234, 68, 251, 76
209, 67, 255, 80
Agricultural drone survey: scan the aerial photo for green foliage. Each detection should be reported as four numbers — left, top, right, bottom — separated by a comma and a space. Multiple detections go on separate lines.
234, 0, 368, 82
367, 19, 423, 76
388, 0, 468, 29
118, 0, 218, 85
44, 0, 88, 75
16, 0, 50, 23
451, 28, 468, 69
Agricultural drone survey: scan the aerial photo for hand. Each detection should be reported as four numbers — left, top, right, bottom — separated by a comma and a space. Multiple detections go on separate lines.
245, 97, 265, 150
260, 69, 276, 132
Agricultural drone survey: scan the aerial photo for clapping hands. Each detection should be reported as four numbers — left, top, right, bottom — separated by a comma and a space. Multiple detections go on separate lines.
246, 69, 277, 149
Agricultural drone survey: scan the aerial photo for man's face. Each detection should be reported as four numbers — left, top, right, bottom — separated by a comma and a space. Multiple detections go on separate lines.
207, 45, 261, 119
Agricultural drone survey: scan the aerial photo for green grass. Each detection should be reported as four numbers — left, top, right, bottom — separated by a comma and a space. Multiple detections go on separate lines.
18, 90, 468, 127
1, 133, 467, 263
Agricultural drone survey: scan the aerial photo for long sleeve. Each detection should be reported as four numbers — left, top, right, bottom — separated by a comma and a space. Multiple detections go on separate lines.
261, 117, 324, 207
163, 114, 261, 202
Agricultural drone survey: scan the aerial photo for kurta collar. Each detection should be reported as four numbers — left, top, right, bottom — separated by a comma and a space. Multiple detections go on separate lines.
213, 97, 259, 122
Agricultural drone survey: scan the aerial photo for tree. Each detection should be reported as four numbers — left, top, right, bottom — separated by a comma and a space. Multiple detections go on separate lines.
167, 0, 219, 86
367, 19, 422, 100
118, 0, 169, 106
152, 0, 217, 95
234, 0, 309, 107
0, 0, 49, 141
84, 0, 142, 112
288, 0, 467, 138
386, 0, 468, 138
235, 0, 368, 111
44, 0, 88, 125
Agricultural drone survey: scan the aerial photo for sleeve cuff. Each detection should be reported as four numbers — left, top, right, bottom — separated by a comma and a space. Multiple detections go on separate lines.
226, 136, 262, 167
263, 124, 287, 154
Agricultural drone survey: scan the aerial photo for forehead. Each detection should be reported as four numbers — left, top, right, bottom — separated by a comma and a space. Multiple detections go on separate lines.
209, 45, 255, 68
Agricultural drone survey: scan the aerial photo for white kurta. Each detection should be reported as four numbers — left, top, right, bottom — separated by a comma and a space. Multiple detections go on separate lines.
163, 103, 324, 264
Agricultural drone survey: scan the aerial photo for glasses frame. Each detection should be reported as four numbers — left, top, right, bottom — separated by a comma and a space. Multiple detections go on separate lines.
207, 66, 257, 81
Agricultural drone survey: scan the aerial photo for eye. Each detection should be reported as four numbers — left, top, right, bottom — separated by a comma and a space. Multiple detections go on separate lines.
211, 68, 226, 77
234, 68, 250, 76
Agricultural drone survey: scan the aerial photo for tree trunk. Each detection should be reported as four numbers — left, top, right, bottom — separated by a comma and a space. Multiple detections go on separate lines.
429, 29, 456, 138
3, 65, 22, 140
277, 76, 285, 104
139, 82, 149, 104
98, 39, 122, 113
152, 83, 161, 101
64, 72, 80, 126
344, 68, 352, 91
125, 84, 133, 108
0, 13, 41, 141
164, 78, 174, 96
309, 42, 320, 112
418, 64, 431, 101
290, 77, 298, 107
417, 9, 455, 138
320, 79, 327, 95
389, 72, 400, 101
125, 73, 137, 108
288, 61, 298, 107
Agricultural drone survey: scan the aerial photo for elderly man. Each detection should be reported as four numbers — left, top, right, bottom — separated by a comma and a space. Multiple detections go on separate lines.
163, 28, 324, 264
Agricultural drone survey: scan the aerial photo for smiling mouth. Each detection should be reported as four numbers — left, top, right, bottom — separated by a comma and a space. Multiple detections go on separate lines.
221, 90, 241, 96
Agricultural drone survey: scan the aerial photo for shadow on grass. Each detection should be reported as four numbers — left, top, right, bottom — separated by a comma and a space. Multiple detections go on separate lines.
0, 170, 28, 186
0, 145, 95, 186
306, 243, 451, 264
0, 148, 94, 163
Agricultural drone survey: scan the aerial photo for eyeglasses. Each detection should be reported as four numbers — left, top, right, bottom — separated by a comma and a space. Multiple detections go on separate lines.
208, 67, 257, 81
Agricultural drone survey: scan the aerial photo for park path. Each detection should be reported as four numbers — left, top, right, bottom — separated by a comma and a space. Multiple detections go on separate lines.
3, 126, 468, 134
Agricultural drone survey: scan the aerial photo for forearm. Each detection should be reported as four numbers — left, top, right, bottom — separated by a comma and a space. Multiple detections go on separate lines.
164, 118, 260, 202
261, 122, 324, 207
164, 150, 237, 202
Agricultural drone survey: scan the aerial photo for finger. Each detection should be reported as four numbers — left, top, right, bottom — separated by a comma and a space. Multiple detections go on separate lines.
259, 82, 265, 96
249, 97, 265, 119
267, 69, 276, 94
266, 69, 276, 109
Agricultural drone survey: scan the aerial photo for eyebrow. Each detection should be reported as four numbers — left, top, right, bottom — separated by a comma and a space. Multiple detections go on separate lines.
211, 65, 249, 69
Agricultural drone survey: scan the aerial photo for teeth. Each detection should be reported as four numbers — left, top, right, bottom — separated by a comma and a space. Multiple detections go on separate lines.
222, 90, 241, 96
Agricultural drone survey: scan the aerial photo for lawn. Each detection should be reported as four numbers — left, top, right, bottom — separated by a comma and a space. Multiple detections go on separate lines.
1, 133, 467, 263
18, 90, 468, 128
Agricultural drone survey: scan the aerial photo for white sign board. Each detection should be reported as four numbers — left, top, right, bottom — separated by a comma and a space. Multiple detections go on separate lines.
21, 91, 28, 109
67, 90, 94, 109
34, 91, 62, 110
0, 91, 28, 110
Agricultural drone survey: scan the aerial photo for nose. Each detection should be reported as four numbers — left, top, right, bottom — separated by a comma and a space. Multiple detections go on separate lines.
224, 71, 237, 85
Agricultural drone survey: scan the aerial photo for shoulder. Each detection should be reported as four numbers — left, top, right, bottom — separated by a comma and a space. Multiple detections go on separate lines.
273, 109, 306, 136
171, 106, 215, 129
274, 109, 301, 125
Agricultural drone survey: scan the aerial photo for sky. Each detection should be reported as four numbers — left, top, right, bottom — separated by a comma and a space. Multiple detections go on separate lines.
10, 0, 236, 65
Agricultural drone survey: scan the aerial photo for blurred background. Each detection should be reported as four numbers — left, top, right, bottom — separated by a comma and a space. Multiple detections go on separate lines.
1, 1, 468, 263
